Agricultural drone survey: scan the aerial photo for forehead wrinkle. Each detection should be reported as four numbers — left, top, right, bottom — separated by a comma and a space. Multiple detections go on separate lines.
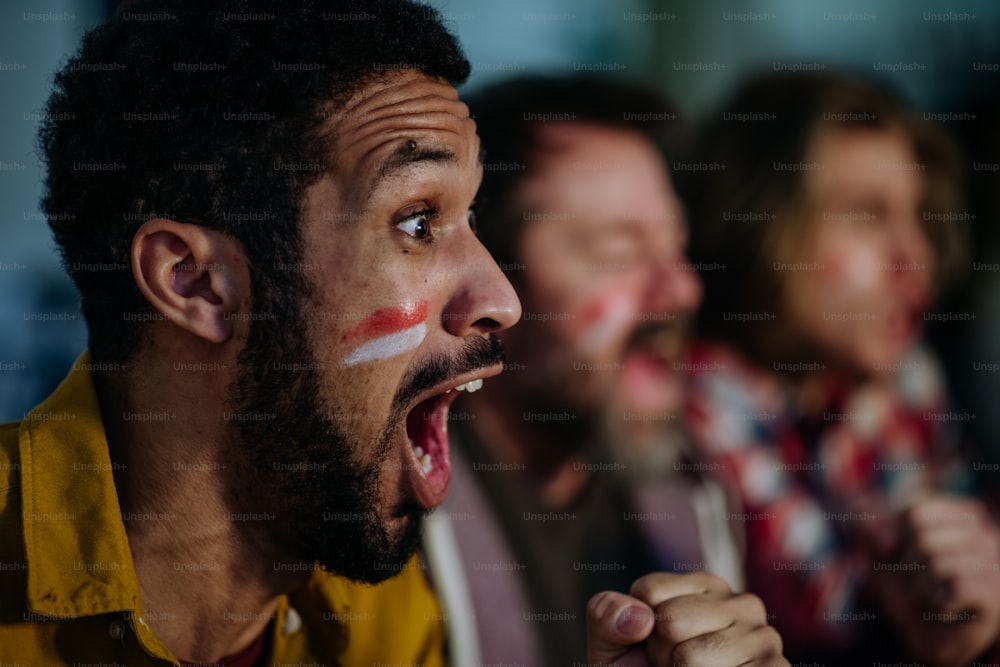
335, 79, 470, 159
341, 99, 470, 140
341, 75, 461, 117
340, 115, 479, 197
352, 90, 467, 121
336, 92, 471, 155
326, 75, 479, 208
337, 79, 466, 142
338, 110, 469, 158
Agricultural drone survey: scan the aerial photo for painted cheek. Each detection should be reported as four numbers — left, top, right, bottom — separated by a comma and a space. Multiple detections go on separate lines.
817, 243, 879, 304
576, 290, 637, 353
341, 300, 429, 367
837, 245, 883, 299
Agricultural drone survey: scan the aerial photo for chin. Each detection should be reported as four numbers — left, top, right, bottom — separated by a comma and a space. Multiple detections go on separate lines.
316, 520, 425, 585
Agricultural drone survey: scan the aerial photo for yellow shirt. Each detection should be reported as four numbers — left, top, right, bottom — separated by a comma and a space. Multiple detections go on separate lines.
0, 354, 446, 666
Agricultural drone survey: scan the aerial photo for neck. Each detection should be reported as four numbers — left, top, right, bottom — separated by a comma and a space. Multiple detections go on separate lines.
464, 386, 590, 509
100, 344, 307, 663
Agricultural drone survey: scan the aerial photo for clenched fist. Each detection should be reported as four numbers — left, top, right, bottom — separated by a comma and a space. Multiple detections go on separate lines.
867, 494, 1000, 667
586, 571, 789, 666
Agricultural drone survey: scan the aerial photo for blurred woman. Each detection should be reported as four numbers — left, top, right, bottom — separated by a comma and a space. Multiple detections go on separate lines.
682, 71, 1000, 667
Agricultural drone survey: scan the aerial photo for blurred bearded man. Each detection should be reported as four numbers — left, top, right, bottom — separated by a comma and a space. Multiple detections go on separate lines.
423, 76, 778, 667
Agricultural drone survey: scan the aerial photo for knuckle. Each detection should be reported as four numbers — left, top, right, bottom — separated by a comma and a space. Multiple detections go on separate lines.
734, 592, 767, 622
693, 570, 729, 592
670, 637, 703, 667
629, 574, 658, 601
760, 624, 784, 653
652, 600, 686, 644
671, 631, 726, 666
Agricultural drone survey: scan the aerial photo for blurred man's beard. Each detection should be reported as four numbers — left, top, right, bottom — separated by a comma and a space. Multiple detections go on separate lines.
500, 323, 605, 456
599, 395, 689, 481
514, 363, 604, 457
505, 318, 691, 458
227, 295, 424, 584
600, 319, 692, 478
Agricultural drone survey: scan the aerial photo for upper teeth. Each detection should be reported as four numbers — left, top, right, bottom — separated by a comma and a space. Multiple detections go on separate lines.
453, 378, 484, 393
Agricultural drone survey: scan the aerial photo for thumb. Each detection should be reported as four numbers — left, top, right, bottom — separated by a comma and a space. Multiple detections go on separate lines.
586, 591, 655, 666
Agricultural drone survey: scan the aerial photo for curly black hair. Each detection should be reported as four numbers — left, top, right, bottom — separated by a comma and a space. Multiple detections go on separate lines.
41, 0, 469, 364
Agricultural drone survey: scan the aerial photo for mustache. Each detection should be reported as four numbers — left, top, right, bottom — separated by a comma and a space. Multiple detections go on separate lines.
393, 334, 505, 408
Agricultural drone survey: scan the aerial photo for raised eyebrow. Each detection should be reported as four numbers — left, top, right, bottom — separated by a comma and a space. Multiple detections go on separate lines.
368, 142, 457, 198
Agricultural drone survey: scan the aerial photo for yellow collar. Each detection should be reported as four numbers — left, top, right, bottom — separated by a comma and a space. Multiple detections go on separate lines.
19, 351, 141, 619
13, 352, 439, 665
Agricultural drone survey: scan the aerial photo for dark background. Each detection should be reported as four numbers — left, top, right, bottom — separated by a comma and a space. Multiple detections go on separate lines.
2, 0, 998, 447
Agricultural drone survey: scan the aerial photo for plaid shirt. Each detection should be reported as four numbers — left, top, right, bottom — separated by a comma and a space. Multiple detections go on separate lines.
684, 340, 975, 659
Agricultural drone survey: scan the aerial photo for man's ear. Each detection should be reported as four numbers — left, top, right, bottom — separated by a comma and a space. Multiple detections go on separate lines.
131, 219, 248, 344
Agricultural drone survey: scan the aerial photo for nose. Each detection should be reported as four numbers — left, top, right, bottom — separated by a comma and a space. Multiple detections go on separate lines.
891, 212, 934, 304
895, 214, 933, 267
442, 233, 522, 337
645, 251, 703, 318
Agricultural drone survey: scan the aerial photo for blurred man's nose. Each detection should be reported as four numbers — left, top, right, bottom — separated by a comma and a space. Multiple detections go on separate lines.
890, 212, 934, 305
645, 252, 703, 317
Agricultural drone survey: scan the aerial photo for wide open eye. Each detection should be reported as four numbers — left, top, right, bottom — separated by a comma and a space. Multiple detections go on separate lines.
396, 209, 434, 240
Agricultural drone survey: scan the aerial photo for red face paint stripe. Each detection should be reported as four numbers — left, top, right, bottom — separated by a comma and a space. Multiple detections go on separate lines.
342, 300, 429, 341
576, 296, 608, 330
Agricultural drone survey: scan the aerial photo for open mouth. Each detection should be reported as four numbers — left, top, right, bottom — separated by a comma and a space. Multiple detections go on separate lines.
884, 304, 923, 346
403, 377, 485, 509
619, 324, 687, 412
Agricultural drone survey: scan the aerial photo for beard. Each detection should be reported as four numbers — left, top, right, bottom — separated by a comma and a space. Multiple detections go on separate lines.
225, 272, 505, 584
228, 323, 422, 584
501, 315, 692, 462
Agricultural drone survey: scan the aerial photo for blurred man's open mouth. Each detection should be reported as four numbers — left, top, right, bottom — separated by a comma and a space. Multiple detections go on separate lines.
884, 301, 924, 348
619, 323, 688, 414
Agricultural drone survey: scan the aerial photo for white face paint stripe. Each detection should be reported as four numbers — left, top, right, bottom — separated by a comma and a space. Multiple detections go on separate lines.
341, 322, 427, 366
581, 295, 634, 352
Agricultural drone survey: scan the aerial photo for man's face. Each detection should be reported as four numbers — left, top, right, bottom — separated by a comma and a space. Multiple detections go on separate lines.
500, 123, 701, 441
783, 127, 933, 374
233, 70, 520, 582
